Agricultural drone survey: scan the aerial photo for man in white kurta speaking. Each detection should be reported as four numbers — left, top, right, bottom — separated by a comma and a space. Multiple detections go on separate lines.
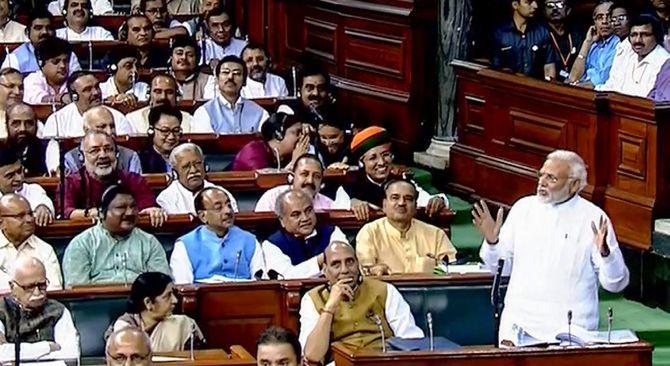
473, 149, 629, 345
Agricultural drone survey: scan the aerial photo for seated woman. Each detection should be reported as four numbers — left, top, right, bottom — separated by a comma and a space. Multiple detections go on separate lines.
105, 272, 205, 352
138, 105, 183, 174
230, 112, 309, 171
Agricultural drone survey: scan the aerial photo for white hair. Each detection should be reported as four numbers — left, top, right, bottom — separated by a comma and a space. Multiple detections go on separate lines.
10, 256, 45, 281
169, 143, 204, 167
546, 150, 587, 192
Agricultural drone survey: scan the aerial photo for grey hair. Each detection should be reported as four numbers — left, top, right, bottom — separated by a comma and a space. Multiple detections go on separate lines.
105, 326, 152, 357
323, 240, 356, 264
546, 149, 588, 192
10, 256, 45, 281
273, 188, 310, 217
80, 130, 115, 151
169, 143, 203, 167
5, 102, 33, 119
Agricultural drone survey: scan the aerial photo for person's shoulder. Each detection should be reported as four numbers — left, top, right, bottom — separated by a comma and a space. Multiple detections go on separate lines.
361, 216, 385, 231
242, 98, 267, 112
229, 225, 257, 241
71, 225, 98, 242
126, 105, 148, 119
410, 217, 442, 233
131, 227, 161, 243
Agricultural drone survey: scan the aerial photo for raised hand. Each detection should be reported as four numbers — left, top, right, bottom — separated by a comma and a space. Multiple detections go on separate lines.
472, 199, 503, 244
591, 215, 610, 257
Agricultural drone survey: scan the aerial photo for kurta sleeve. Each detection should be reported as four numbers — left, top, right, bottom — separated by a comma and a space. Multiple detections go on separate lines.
170, 240, 194, 284
62, 235, 92, 287
145, 236, 170, 276
435, 229, 457, 263
191, 107, 214, 133
57, 174, 80, 219
591, 218, 630, 293
333, 186, 351, 210
128, 151, 143, 174
48, 308, 80, 360
355, 225, 378, 268
384, 284, 424, 338
44, 245, 63, 290
479, 201, 518, 275
262, 241, 320, 279
330, 227, 348, 243
250, 240, 266, 278
298, 293, 320, 349
30, 185, 55, 214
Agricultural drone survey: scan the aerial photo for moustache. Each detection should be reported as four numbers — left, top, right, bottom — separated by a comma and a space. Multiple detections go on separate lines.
29, 295, 45, 302
302, 183, 316, 191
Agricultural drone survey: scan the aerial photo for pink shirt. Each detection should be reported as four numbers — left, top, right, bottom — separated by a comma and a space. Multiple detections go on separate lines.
254, 185, 335, 212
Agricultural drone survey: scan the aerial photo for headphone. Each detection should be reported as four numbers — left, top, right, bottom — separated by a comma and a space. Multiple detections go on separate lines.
77, 132, 120, 163
145, 74, 183, 101
62, 0, 94, 20
99, 184, 123, 220
107, 63, 118, 75
261, 112, 291, 142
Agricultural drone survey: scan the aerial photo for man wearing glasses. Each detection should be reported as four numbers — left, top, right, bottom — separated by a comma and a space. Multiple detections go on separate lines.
543, 0, 583, 81
0, 195, 60, 291
0, 68, 23, 140
333, 126, 447, 221
612, 4, 631, 40
0, 256, 77, 360
126, 74, 193, 134
568, 1, 619, 88
192, 55, 268, 133
106, 327, 152, 366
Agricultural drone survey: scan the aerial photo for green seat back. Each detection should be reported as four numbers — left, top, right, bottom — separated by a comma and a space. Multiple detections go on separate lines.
61, 297, 128, 357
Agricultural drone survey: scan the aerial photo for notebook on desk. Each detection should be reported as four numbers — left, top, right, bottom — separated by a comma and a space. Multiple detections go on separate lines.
387, 337, 461, 351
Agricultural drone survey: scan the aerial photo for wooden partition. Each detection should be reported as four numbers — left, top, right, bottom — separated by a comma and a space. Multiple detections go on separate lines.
450, 60, 670, 250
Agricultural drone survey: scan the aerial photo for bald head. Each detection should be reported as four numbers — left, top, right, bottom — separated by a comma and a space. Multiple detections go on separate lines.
0, 193, 30, 215
106, 327, 152, 366
10, 256, 47, 309
12, 256, 45, 282
0, 194, 35, 245
83, 106, 116, 135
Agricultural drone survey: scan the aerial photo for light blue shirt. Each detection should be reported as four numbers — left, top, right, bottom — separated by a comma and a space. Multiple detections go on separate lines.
582, 35, 620, 87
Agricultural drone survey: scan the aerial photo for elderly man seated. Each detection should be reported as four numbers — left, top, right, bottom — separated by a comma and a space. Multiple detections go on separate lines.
334, 126, 447, 221
157, 143, 238, 214
0, 195, 61, 291
0, 68, 25, 140
57, 131, 166, 226
255, 154, 338, 212
0, 148, 54, 226
4, 103, 48, 177
105, 327, 152, 366
262, 189, 347, 279
356, 179, 457, 275
63, 185, 171, 287
170, 187, 264, 284
0, 257, 78, 361
300, 242, 423, 364
126, 74, 193, 134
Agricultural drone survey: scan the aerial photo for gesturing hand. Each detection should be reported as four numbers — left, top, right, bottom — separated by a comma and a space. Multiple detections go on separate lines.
472, 199, 503, 244
325, 278, 355, 312
591, 215, 610, 257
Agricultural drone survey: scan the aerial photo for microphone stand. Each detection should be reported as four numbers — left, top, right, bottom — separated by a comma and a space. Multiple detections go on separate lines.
491, 257, 504, 348
232, 250, 241, 280
567, 310, 573, 346
291, 66, 297, 97
373, 315, 386, 353
607, 307, 613, 344
58, 138, 66, 219
87, 40, 93, 71
427, 312, 434, 351
189, 323, 195, 361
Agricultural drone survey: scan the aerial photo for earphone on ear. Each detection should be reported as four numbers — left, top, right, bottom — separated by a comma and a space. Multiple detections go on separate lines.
358, 160, 364, 168
287, 173, 293, 184
107, 63, 118, 75
147, 126, 154, 135
171, 169, 178, 181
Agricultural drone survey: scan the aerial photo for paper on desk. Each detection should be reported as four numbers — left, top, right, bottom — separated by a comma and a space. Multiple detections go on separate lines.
23, 361, 67, 366
195, 275, 253, 283
446, 264, 492, 274
152, 356, 189, 362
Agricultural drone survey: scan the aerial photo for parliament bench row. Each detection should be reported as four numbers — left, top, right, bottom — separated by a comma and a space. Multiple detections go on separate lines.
47, 274, 502, 358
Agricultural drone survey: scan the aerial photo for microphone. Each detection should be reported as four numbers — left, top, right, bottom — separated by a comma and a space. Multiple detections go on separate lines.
87, 40, 93, 71
6, 297, 22, 366
371, 313, 386, 353
607, 307, 613, 344
567, 310, 573, 346
491, 257, 505, 347
426, 312, 434, 351
189, 323, 195, 361
232, 250, 242, 280
57, 139, 66, 218
291, 66, 297, 97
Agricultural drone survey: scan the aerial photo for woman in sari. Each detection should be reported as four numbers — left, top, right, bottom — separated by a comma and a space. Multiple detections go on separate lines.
105, 272, 205, 352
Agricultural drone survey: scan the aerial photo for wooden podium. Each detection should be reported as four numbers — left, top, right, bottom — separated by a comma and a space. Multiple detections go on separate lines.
151, 347, 256, 365
331, 341, 653, 366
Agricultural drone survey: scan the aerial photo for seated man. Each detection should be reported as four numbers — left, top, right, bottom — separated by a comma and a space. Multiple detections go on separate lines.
0, 257, 78, 361
263, 189, 347, 279
100, 45, 149, 105
126, 74, 193, 133
0, 0, 26, 42
0, 68, 24, 139
280, 65, 333, 123
48, 0, 112, 15
56, 0, 113, 41
56, 106, 143, 174
121, 13, 170, 69
0, 150, 54, 226
57, 131, 166, 226
240, 43, 289, 99
169, 35, 216, 100
63, 185, 171, 287
0, 195, 61, 290
3, 103, 49, 177
192, 55, 269, 133
23, 36, 72, 104
140, 0, 188, 39
138, 105, 184, 174
42, 71, 136, 138
105, 327, 152, 366
1, 10, 82, 75
300, 241, 424, 364
473, 150, 629, 344
612, 4, 631, 40
257, 326, 301, 366
255, 154, 337, 212
170, 187, 263, 284
157, 143, 238, 214
599, 14, 669, 97
200, 7, 247, 66
543, 0, 584, 82
180, 0, 222, 36
334, 126, 447, 220
356, 179, 457, 275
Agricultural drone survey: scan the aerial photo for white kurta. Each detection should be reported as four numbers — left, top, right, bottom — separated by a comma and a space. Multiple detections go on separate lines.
126, 106, 193, 134
261, 227, 348, 279
479, 194, 629, 343
0, 307, 79, 361
99, 77, 149, 102
48, 0, 113, 15
156, 180, 239, 215
1, 43, 82, 75
298, 282, 425, 349
597, 44, 669, 97
56, 26, 114, 41
0, 183, 54, 215
0, 232, 62, 292
333, 176, 449, 209
241, 73, 289, 99
0, 20, 27, 42
22, 71, 68, 105
42, 103, 135, 138
200, 37, 247, 64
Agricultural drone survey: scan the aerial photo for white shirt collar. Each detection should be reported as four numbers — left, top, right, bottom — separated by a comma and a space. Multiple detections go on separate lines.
216, 92, 244, 110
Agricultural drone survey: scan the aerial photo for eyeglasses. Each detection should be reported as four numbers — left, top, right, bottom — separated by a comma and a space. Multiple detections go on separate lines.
611, 14, 628, 23
362, 151, 394, 165
106, 352, 151, 365
154, 127, 182, 136
12, 279, 48, 292
0, 211, 33, 220
545, 2, 565, 10
0, 82, 23, 91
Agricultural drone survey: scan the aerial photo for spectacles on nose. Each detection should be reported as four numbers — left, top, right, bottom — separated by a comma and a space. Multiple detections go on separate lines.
12, 279, 48, 292
610, 14, 628, 23
545, 2, 565, 10
154, 127, 182, 136
0, 211, 33, 220
362, 151, 394, 164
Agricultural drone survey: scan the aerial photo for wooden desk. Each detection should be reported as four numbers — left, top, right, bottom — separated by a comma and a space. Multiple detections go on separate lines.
331, 341, 653, 366
152, 347, 255, 366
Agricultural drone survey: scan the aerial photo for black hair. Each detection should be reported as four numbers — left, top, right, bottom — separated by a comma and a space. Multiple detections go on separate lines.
383, 178, 418, 201
309, 105, 347, 130
240, 42, 269, 59
170, 34, 201, 61
99, 185, 134, 217
139, 0, 165, 12
194, 186, 223, 212
292, 153, 323, 173
256, 326, 301, 361
148, 104, 183, 127
214, 55, 248, 80
35, 36, 72, 63
297, 63, 330, 89
27, 7, 53, 28
126, 272, 173, 314
630, 14, 663, 44
0, 146, 20, 167
108, 44, 140, 66
66, 70, 93, 95
260, 112, 301, 142
0, 67, 21, 78
205, 5, 232, 26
